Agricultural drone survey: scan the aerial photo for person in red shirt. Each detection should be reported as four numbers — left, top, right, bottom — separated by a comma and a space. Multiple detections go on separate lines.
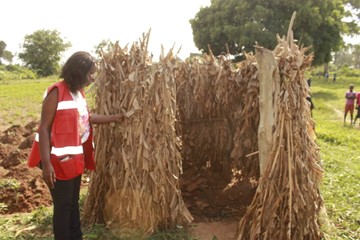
344, 84, 356, 124
353, 92, 360, 125
28, 51, 124, 240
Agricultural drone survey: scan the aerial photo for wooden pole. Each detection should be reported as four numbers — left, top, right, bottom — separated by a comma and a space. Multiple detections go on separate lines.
255, 46, 280, 175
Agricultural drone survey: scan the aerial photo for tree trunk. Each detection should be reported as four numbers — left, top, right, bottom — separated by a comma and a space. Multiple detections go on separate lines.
323, 63, 329, 75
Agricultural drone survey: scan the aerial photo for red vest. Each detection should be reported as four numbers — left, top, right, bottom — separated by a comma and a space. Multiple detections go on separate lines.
28, 81, 95, 180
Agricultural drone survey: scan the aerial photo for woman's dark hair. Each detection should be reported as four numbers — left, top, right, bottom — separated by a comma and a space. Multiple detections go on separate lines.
60, 51, 96, 93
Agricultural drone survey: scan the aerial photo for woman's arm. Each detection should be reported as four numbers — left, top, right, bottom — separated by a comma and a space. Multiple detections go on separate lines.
90, 113, 124, 124
38, 88, 58, 189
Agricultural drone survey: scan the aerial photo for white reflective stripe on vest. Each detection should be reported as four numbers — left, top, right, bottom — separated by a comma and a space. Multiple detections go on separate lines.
35, 133, 39, 142
51, 146, 83, 156
43, 89, 48, 99
57, 100, 78, 110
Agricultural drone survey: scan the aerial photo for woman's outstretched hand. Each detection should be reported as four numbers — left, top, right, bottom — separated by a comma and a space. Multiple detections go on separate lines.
90, 113, 126, 124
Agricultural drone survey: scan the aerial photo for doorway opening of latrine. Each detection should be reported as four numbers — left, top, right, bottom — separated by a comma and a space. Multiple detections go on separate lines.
177, 117, 259, 222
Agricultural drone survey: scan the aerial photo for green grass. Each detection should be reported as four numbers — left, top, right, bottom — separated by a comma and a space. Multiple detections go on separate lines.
0, 78, 57, 128
0, 193, 197, 240
0, 71, 359, 239
310, 75, 360, 240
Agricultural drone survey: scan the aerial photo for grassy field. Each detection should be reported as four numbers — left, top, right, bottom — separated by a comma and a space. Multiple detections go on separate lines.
310, 75, 360, 240
0, 73, 359, 239
0, 78, 55, 130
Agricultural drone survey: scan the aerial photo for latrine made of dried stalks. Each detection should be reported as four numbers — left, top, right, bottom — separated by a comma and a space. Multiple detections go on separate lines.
82, 24, 322, 239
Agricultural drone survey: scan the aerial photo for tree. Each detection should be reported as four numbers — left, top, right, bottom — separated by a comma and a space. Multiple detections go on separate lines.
18, 29, 71, 76
333, 43, 360, 69
94, 39, 115, 57
348, 0, 360, 19
190, 0, 360, 65
0, 40, 14, 64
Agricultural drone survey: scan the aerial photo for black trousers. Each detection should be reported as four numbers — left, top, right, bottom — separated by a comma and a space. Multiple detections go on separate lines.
50, 175, 82, 240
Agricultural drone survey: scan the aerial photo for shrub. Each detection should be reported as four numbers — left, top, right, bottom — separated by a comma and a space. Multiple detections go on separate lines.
0, 64, 37, 80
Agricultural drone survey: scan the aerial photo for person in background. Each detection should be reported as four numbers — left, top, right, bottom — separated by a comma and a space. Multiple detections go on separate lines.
333, 73, 337, 82
307, 77, 312, 87
27, 51, 124, 240
306, 78, 314, 117
306, 95, 315, 117
325, 72, 329, 81
353, 91, 360, 125
344, 84, 356, 124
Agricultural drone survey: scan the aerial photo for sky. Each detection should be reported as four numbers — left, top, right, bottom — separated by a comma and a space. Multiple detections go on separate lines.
1, 0, 211, 64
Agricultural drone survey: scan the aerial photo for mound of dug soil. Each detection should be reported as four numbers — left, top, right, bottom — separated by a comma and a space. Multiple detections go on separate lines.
0, 122, 52, 214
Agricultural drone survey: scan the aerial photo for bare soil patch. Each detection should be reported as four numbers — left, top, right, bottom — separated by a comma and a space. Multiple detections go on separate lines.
0, 122, 52, 214
180, 165, 257, 239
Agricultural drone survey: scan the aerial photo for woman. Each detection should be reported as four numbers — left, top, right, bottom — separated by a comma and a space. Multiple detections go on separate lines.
28, 51, 123, 240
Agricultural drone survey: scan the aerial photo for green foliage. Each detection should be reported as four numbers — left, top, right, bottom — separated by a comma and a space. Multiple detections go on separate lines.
310, 64, 360, 81
190, 0, 359, 65
83, 224, 122, 239
0, 209, 53, 240
18, 29, 71, 77
0, 64, 37, 80
333, 43, 360, 69
0, 41, 4, 57
0, 40, 14, 64
95, 39, 115, 57
30, 207, 53, 228
347, 0, 360, 23
0, 179, 21, 190
338, 65, 360, 77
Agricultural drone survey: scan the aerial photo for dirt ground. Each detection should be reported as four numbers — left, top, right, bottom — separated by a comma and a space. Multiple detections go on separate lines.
0, 122, 52, 214
181, 164, 257, 239
0, 122, 257, 240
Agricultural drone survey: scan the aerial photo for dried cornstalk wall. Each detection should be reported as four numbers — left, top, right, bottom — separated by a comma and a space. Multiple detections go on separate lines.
83, 35, 192, 235
236, 25, 323, 239
230, 54, 260, 177
175, 53, 260, 180
82, 18, 323, 239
